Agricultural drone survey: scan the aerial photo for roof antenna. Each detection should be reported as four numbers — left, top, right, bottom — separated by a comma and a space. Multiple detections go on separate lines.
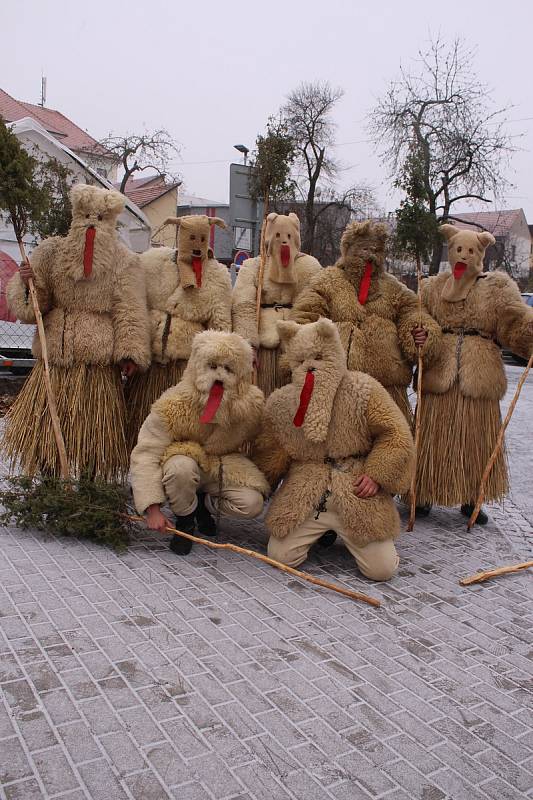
39, 75, 47, 107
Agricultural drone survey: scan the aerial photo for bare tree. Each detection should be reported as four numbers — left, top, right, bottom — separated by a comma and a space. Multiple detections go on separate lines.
370, 38, 515, 274
99, 129, 180, 193
282, 81, 346, 254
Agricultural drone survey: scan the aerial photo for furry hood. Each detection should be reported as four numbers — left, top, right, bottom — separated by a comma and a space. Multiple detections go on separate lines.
278, 317, 346, 443
439, 224, 495, 302
182, 330, 254, 423
337, 220, 388, 297
64, 184, 125, 283
264, 212, 301, 284
163, 214, 226, 289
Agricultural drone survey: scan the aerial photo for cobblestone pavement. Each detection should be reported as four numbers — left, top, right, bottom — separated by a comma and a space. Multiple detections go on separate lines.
1, 369, 532, 800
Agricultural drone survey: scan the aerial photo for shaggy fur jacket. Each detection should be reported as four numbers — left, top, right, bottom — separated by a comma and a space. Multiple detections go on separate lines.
421, 271, 533, 400
252, 319, 414, 546
130, 331, 269, 514
232, 254, 321, 349
290, 260, 441, 390
8, 205, 150, 370
140, 247, 232, 364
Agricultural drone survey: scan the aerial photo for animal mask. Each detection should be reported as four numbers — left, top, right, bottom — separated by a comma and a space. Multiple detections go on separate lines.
164, 215, 226, 289
67, 184, 125, 281
439, 225, 495, 302
278, 318, 346, 443
182, 330, 253, 424
338, 220, 389, 302
264, 213, 301, 284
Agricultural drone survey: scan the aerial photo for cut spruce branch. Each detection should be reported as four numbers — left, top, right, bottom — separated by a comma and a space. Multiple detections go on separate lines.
460, 560, 533, 586
127, 514, 381, 607
407, 253, 424, 531
468, 352, 533, 529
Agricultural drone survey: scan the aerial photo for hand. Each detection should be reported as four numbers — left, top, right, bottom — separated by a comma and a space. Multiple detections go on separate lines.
120, 359, 138, 378
353, 474, 380, 499
19, 261, 34, 287
145, 505, 169, 533
411, 326, 428, 348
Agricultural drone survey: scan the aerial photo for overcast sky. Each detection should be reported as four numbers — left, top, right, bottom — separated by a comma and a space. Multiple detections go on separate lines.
2, 0, 532, 219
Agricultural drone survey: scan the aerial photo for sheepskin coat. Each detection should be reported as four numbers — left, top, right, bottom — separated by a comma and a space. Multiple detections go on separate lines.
421, 271, 533, 399
131, 330, 269, 514
232, 213, 321, 350
289, 221, 441, 392
252, 318, 414, 546
7, 185, 150, 370
140, 244, 232, 365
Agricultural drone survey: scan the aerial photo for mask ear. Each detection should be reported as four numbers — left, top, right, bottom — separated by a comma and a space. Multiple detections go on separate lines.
288, 213, 300, 230
439, 224, 458, 241
477, 231, 495, 249
266, 212, 278, 224
163, 216, 182, 227
104, 190, 125, 216
315, 318, 337, 339
277, 320, 299, 344
208, 217, 227, 230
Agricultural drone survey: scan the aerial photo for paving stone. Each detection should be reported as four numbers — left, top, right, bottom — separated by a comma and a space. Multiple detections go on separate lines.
0, 736, 33, 783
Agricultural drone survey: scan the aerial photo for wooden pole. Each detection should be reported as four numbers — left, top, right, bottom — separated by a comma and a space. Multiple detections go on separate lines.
460, 560, 533, 586
127, 514, 380, 607
468, 353, 533, 529
406, 254, 424, 531
16, 240, 70, 481
254, 192, 270, 330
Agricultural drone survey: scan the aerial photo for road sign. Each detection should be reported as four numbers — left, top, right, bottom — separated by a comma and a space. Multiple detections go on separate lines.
234, 250, 251, 266
234, 227, 252, 251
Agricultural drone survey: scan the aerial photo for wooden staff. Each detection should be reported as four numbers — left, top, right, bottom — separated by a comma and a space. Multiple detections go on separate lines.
254, 192, 270, 330
460, 560, 533, 586
127, 514, 380, 607
468, 352, 533, 529
16, 240, 69, 480
406, 253, 424, 531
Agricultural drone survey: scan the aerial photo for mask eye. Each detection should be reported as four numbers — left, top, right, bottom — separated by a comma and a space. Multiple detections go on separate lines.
97, 214, 103, 221
315, 353, 322, 361
276, 232, 280, 238
287, 233, 291, 239
201, 236, 205, 243
208, 362, 217, 370
469, 248, 473, 254
457, 246, 462, 253
190, 235, 196, 241
85, 214, 90, 219
224, 365, 233, 374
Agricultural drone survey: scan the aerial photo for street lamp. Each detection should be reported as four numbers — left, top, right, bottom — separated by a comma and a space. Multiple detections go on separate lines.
233, 144, 249, 166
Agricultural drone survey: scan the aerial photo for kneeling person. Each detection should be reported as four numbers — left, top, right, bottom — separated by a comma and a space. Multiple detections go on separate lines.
131, 331, 269, 554
253, 319, 414, 580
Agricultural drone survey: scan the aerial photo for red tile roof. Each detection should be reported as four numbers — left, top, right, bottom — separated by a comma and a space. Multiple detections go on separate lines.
450, 210, 521, 237
0, 87, 109, 157
116, 175, 179, 208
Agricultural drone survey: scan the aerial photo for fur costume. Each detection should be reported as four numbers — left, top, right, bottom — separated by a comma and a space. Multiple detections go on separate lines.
415, 224, 533, 508
126, 214, 232, 449
232, 213, 321, 396
3, 184, 150, 480
130, 330, 269, 516
252, 318, 414, 547
289, 220, 441, 422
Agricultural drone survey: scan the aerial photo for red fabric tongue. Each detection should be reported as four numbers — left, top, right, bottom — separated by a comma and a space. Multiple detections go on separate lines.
192, 256, 203, 287
453, 262, 468, 279
199, 381, 224, 424
293, 369, 315, 427
358, 260, 373, 304
280, 244, 291, 267
83, 227, 96, 278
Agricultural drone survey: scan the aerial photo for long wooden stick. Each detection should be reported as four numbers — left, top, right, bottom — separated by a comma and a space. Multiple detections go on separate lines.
16, 240, 69, 480
254, 192, 270, 330
127, 514, 380, 607
407, 254, 424, 531
460, 560, 533, 586
468, 352, 533, 529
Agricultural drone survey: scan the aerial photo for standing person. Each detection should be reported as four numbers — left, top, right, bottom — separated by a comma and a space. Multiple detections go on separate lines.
130, 330, 268, 554
252, 318, 414, 578
2, 184, 150, 480
415, 224, 533, 523
125, 214, 232, 449
232, 212, 321, 396
290, 219, 440, 423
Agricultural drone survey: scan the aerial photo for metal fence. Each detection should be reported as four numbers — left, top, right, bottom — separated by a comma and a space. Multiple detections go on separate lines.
0, 320, 35, 372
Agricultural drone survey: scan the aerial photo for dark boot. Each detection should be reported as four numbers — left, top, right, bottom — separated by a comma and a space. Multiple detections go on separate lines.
317, 530, 337, 548
415, 504, 432, 517
461, 504, 488, 525
195, 493, 217, 537
169, 512, 195, 555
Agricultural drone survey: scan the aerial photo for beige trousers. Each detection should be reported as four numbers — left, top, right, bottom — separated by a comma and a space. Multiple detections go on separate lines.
268, 505, 399, 581
162, 455, 264, 519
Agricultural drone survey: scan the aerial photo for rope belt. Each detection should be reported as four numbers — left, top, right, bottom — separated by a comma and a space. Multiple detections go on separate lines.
442, 327, 494, 342
260, 303, 293, 310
